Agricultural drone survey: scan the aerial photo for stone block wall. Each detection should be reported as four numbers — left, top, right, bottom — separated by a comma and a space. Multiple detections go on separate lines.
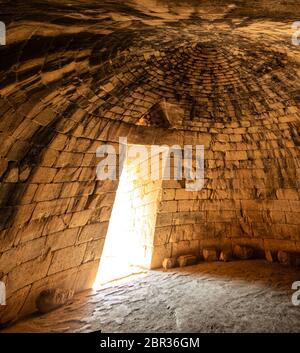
1, 112, 300, 323
151, 114, 300, 265
0, 95, 137, 324
0, 116, 121, 323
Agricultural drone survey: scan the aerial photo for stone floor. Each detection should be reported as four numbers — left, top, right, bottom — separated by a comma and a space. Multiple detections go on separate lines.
2, 260, 300, 333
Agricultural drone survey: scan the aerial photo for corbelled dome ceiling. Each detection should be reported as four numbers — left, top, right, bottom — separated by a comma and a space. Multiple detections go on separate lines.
1, 0, 300, 131
98, 39, 298, 127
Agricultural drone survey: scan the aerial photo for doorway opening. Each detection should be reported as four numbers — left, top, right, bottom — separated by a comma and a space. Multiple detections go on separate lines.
93, 145, 164, 288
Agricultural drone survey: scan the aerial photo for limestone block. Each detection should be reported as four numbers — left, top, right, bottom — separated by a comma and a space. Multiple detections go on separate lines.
6, 252, 52, 294
276, 189, 299, 200
42, 214, 71, 236
46, 228, 78, 251
0, 237, 46, 274
277, 251, 292, 266
162, 180, 182, 189
69, 209, 92, 228
265, 249, 277, 263
177, 200, 197, 212
14, 204, 35, 225
172, 240, 199, 258
0, 158, 8, 178
18, 219, 45, 244
158, 200, 177, 213
219, 249, 232, 262
4, 166, 19, 183
226, 150, 248, 161
67, 196, 89, 214
162, 257, 177, 269
233, 245, 254, 260
83, 238, 105, 263
19, 166, 31, 182
48, 244, 86, 275
177, 254, 198, 267
36, 288, 74, 314
286, 212, 300, 225
207, 210, 235, 222
71, 138, 91, 153
81, 153, 96, 167
34, 108, 56, 126
175, 189, 197, 200
0, 285, 31, 325
154, 226, 171, 245
156, 213, 172, 227
32, 199, 68, 220
277, 251, 300, 266
169, 224, 194, 243
78, 222, 108, 243
20, 184, 38, 205
55, 152, 83, 168
269, 211, 286, 223
53, 167, 81, 183
40, 148, 59, 167
31, 167, 57, 183
98, 206, 112, 222
212, 141, 230, 152
50, 134, 68, 151
173, 211, 205, 225
74, 260, 99, 293
162, 189, 175, 201
264, 239, 297, 253
203, 248, 218, 262
238, 217, 252, 236
34, 183, 62, 202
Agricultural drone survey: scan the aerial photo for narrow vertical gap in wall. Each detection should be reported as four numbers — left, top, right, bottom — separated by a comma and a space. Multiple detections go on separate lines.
93, 144, 163, 288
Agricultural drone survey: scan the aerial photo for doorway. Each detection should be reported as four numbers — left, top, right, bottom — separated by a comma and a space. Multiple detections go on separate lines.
93, 145, 163, 287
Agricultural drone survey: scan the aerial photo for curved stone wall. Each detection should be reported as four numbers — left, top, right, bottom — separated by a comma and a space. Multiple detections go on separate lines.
0, 0, 300, 325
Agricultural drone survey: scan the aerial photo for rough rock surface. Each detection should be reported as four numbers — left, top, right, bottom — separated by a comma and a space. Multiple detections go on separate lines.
36, 288, 74, 314
219, 249, 232, 262
233, 245, 254, 260
162, 258, 177, 269
2, 261, 300, 333
177, 255, 198, 267
203, 248, 218, 262
265, 249, 278, 263
278, 251, 300, 266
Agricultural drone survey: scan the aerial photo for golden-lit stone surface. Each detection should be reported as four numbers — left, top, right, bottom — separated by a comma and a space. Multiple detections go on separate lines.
0, 0, 300, 329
